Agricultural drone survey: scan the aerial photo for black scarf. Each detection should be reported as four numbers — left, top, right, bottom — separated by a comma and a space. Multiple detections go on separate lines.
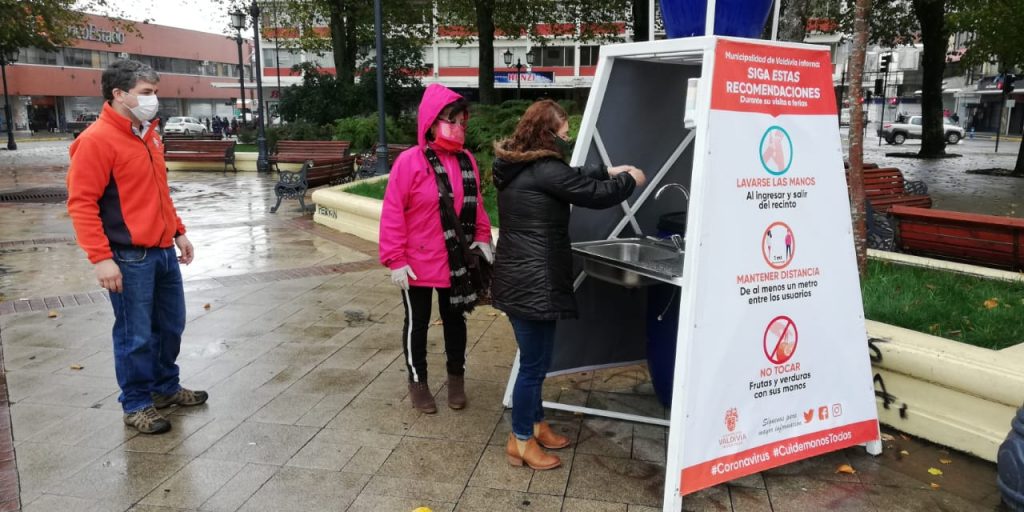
424, 147, 478, 314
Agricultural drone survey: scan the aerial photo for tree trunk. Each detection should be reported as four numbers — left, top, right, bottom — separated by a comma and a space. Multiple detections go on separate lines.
475, 0, 497, 104
631, 0, 649, 42
913, 0, 947, 157
847, 0, 871, 276
328, 1, 354, 84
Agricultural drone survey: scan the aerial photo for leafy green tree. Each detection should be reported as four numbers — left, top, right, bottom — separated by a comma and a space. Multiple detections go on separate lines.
435, 0, 630, 104
277, 62, 365, 124
950, 0, 1024, 174
355, 33, 429, 119
841, 0, 952, 157
0, 0, 136, 53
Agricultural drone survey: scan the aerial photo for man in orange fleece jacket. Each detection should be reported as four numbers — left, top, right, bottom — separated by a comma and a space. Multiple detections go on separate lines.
67, 60, 208, 435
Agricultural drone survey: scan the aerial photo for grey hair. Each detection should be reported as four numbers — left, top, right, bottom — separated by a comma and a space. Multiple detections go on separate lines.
101, 60, 160, 102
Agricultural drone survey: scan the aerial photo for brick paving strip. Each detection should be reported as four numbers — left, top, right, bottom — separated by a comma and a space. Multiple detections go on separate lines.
0, 336, 17, 512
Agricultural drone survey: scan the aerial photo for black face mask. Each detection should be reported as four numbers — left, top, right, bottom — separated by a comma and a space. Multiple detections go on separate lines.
550, 130, 573, 158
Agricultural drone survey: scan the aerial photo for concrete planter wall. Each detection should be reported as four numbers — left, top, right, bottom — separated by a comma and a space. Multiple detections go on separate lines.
166, 152, 302, 173
311, 190, 1024, 461
868, 250, 1024, 462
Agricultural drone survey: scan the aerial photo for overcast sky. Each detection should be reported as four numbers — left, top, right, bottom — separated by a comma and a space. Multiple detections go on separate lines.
81, 0, 234, 36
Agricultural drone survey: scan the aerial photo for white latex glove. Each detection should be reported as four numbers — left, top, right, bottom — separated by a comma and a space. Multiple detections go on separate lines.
470, 241, 494, 264
390, 265, 417, 290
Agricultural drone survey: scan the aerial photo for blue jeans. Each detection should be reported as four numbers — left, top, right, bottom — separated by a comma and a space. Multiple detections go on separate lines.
109, 247, 185, 413
509, 316, 557, 440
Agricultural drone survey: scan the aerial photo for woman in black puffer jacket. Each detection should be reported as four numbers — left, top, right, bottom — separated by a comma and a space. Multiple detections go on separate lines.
492, 100, 646, 470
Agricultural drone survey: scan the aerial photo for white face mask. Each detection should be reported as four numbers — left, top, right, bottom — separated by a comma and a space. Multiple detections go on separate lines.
125, 93, 159, 121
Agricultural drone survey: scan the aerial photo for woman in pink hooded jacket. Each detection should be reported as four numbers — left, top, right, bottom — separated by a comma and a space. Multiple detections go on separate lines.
379, 84, 493, 414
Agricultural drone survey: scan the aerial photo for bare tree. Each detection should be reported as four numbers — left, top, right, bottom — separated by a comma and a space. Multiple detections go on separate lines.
846, 0, 871, 275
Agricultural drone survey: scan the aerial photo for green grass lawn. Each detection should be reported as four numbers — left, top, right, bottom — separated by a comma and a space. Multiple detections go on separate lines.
236, 144, 258, 153
862, 259, 1024, 349
347, 177, 499, 228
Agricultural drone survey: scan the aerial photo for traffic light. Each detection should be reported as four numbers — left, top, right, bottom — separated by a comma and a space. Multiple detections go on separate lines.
866, 90, 873, 103
880, 54, 892, 74
1006, 74, 1017, 95
874, 79, 883, 96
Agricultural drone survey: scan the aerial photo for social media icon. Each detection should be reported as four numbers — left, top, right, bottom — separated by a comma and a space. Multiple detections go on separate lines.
832, 404, 843, 417
818, 406, 830, 421
803, 409, 814, 423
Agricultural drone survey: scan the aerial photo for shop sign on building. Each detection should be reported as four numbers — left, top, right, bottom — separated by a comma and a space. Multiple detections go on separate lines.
494, 71, 554, 84
69, 24, 127, 45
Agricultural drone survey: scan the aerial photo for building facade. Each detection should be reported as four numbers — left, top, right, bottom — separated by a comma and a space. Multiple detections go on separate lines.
2, 14, 253, 133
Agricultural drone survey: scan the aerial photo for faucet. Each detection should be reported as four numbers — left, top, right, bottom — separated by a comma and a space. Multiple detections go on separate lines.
655, 183, 690, 202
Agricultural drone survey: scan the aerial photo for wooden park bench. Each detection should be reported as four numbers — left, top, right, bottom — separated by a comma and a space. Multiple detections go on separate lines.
357, 143, 413, 178
163, 139, 237, 172
270, 158, 356, 213
269, 140, 351, 172
862, 168, 932, 213
890, 205, 1024, 271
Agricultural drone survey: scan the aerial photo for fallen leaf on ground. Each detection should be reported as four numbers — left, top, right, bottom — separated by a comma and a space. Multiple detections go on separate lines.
939, 458, 952, 464
880, 433, 896, 442
984, 299, 999, 309
927, 467, 943, 476
203, 303, 211, 310
947, 330, 962, 336
835, 464, 856, 474
930, 483, 941, 490
900, 450, 910, 456
928, 323, 940, 333
431, 319, 443, 326
70, 364, 84, 370
924, 284, 936, 290
47, 310, 58, 318
900, 434, 912, 441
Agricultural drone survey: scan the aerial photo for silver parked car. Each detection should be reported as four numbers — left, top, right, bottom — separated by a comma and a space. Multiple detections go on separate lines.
163, 116, 208, 135
877, 115, 965, 145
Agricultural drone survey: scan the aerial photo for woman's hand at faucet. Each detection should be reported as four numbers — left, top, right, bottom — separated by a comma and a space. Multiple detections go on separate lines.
627, 167, 647, 187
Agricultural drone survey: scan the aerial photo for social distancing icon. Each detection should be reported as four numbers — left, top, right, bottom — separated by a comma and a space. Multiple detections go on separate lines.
763, 315, 798, 365
761, 222, 795, 269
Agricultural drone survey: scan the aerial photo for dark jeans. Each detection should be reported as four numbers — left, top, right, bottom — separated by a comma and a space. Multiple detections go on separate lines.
109, 247, 185, 413
508, 316, 557, 440
401, 286, 467, 383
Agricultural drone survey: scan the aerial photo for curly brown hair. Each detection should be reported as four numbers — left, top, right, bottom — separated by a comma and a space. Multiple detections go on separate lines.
504, 100, 568, 155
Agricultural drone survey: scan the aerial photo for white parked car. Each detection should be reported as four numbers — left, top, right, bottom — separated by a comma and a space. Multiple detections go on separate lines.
877, 115, 965, 145
163, 116, 208, 135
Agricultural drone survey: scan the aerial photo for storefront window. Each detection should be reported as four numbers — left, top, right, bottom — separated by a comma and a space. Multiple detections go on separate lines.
580, 46, 600, 66
19, 48, 58, 65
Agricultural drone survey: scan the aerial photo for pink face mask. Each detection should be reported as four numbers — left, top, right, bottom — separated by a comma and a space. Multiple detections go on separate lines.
434, 120, 466, 152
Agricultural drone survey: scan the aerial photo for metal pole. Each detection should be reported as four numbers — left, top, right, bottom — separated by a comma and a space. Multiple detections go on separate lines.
995, 94, 1004, 153
878, 63, 888, 146
235, 35, 246, 130
838, 67, 846, 122
771, 0, 781, 40
373, 0, 389, 175
516, 59, 522, 100
250, 0, 269, 173
1, 62, 16, 150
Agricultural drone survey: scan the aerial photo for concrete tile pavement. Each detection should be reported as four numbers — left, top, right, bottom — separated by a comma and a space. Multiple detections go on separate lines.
0, 142, 1009, 511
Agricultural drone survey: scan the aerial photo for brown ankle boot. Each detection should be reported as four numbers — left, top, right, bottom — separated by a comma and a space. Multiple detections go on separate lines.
447, 375, 467, 410
534, 421, 571, 449
505, 433, 560, 470
408, 382, 437, 414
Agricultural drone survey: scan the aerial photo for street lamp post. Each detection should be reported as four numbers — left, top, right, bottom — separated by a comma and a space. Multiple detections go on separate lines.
503, 49, 534, 100
231, 4, 269, 173
373, 0, 388, 175
1, 48, 18, 151
249, 1, 269, 173
230, 11, 247, 129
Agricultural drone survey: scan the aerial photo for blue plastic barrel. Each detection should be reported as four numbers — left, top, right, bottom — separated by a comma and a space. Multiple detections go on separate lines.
659, 0, 774, 38
645, 212, 688, 408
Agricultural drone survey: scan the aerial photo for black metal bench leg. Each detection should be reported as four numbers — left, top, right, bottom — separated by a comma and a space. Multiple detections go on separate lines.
270, 194, 283, 213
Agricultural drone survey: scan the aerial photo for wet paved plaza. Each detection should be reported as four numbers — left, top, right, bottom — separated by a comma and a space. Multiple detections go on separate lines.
0, 138, 1014, 511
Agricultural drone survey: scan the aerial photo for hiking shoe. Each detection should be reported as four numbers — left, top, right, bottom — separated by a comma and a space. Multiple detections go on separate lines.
152, 388, 209, 409
123, 406, 171, 435
408, 381, 437, 414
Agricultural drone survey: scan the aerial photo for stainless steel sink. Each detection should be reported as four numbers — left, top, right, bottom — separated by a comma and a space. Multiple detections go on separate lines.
572, 238, 684, 288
